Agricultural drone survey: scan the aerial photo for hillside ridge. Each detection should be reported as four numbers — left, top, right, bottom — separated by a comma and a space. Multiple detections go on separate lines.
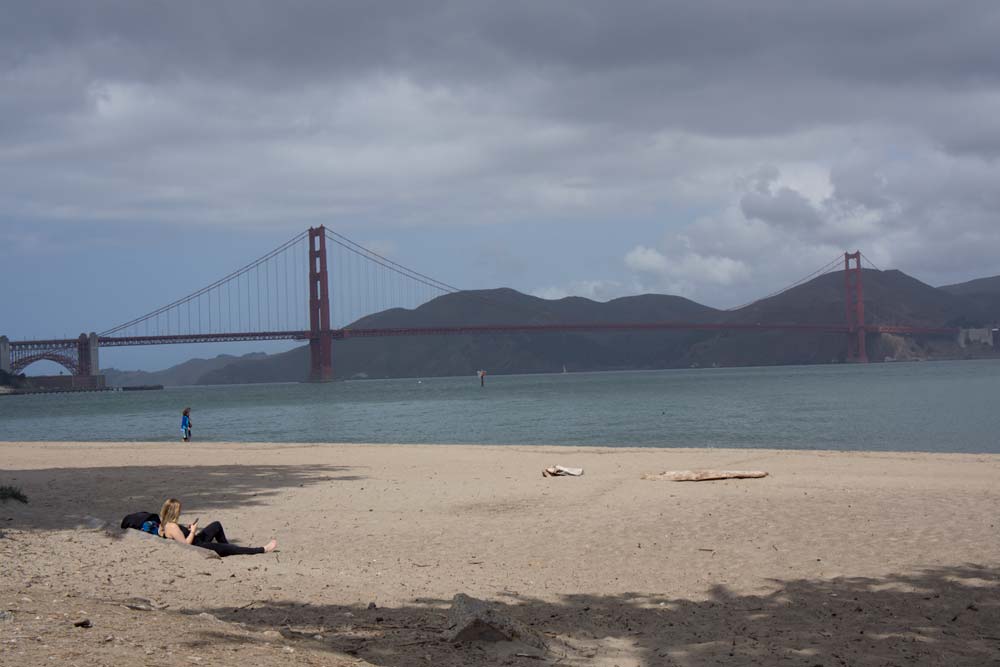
101, 268, 997, 386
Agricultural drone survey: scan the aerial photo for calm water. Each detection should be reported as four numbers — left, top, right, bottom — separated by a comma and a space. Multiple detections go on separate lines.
1, 360, 999, 453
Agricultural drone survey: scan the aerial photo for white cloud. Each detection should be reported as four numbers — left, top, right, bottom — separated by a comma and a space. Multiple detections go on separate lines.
532, 279, 633, 302
740, 186, 824, 230
622, 142, 1000, 307
623, 246, 669, 274
625, 242, 750, 295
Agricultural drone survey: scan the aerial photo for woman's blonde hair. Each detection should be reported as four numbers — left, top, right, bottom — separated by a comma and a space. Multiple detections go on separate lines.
159, 498, 182, 533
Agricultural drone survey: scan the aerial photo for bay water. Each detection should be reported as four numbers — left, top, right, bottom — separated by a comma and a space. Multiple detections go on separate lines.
1, 360, 998, 453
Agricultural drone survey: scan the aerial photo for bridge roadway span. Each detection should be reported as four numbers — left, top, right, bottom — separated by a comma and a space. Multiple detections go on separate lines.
9, 321, 961, 350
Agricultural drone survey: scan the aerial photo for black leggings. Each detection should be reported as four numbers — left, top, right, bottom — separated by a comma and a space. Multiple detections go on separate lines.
192, 521, 264, 557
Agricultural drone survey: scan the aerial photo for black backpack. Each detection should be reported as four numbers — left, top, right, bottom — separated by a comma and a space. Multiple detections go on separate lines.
121, 511, 161, 534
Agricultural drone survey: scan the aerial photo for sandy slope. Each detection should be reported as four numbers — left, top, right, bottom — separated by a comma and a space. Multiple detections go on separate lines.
1, 441, 999, 666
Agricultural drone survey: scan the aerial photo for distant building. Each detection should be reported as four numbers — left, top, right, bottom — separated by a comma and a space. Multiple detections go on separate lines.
959, 328, 996, 348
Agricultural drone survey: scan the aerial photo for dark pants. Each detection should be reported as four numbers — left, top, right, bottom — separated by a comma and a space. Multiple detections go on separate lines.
193, 521, 264, 557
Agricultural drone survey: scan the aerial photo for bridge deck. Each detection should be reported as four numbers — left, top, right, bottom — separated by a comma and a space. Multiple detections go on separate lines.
8, 322, 960, 350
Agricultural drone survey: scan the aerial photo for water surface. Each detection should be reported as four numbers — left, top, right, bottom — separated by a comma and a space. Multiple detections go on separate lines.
1, 360, 998, 452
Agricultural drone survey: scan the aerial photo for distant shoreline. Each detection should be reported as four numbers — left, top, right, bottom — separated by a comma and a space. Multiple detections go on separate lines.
3, 440, 1000, 458
78, 352, 1000, 389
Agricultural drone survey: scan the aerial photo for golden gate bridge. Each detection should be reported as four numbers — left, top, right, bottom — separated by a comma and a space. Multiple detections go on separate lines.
0, 227, 959, 382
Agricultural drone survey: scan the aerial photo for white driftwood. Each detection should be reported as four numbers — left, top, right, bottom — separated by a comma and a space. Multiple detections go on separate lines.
642, 469, 768, 482
542, 465, 584, 477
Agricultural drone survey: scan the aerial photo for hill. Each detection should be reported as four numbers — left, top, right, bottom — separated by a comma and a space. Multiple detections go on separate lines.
104, 268, 999, 386
103, 352, 269, 387
940, 275, 1000, 296
689, 268, 990, 366
939, 275, 1000, 323
729, 269, 988, 328
197, 290, 724, 384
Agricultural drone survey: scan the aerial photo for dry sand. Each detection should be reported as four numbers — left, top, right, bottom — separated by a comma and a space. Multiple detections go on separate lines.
1, 441, 999, 666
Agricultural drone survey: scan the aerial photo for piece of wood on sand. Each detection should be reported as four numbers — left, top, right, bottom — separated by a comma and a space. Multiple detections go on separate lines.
642, 470, 768, 482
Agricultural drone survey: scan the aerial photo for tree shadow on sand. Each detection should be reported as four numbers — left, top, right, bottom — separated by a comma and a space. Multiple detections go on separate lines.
184, 564, 999, 666
1, 463, 365, 533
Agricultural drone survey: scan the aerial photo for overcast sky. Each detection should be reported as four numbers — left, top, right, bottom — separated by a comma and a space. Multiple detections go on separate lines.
4, 1, 1000, 370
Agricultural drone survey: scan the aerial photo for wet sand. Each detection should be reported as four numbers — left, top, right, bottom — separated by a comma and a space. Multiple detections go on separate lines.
1, 441, 999, 666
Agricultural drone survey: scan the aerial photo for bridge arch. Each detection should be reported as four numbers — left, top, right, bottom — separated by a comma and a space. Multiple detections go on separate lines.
11, 352, 80, 376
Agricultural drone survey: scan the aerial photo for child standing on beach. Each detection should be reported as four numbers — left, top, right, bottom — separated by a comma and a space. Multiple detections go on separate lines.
180, 407, 192, 442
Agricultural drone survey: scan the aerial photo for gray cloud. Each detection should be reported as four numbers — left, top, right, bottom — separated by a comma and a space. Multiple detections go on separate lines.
740, 187, 825, 230
3, 1, 1000, 309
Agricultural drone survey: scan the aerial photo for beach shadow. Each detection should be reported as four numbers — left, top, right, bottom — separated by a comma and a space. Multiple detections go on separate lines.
1, 463, 365, 533
183, 563, 1000, 666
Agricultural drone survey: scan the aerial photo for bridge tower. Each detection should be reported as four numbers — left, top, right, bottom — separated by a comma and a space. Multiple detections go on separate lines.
844, 251, 867, 363
308, 226, 333, 382
0, 336, 10, 374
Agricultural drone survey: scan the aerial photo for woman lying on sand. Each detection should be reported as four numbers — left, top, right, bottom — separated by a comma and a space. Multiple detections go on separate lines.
157, 498, 277, 557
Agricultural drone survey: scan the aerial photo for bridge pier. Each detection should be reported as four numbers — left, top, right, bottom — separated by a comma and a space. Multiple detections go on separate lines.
309, 335, 333, 382
0, 336, 10, 374
76, 333, 100, 376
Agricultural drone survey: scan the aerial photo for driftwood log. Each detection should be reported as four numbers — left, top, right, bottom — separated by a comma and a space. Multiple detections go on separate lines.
542, 465, 584, 477
642, 470, 768, 482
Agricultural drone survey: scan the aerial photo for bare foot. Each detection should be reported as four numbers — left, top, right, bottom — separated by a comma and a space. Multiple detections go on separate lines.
263, 539, 278, 553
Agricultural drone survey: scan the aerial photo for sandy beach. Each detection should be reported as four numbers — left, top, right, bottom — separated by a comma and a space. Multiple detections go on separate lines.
1, 441, 998, 666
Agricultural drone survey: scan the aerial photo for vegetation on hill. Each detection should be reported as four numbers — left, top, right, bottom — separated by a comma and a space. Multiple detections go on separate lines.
103, 352, 269, 387
104, 269, 998, 386
939, 275, 1000, 324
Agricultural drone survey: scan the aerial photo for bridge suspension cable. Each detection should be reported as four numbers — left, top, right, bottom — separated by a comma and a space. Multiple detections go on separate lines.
860, 252, 882, 272
324, 228, 557, 327
100, 230, 312, 339
97, 226, 492, 342
725, 254, 846, 312
323, 228, 458, 329
8, 231, 960, 378
89, 224, 899, 344
325, 229, 462, 294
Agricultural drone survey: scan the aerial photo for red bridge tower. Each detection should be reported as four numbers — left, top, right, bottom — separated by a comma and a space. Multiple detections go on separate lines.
844, 251, 867, 363
308, 226, 333, 381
